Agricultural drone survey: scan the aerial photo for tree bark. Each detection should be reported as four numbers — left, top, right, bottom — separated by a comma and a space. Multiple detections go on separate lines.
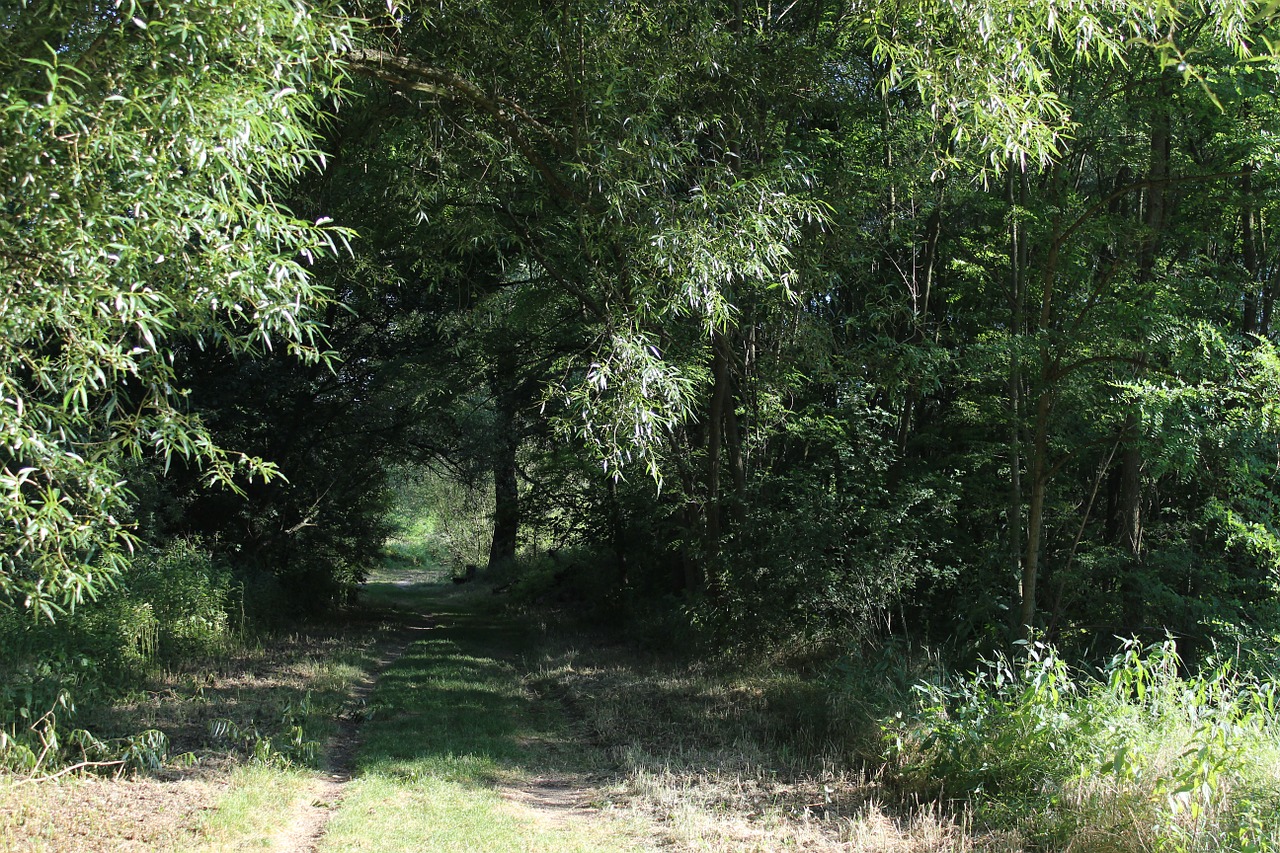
1007, 164, 1027, 628
705, 330, 731, 562
1118, 438, 1143, 556
1019, 388, 1052, 638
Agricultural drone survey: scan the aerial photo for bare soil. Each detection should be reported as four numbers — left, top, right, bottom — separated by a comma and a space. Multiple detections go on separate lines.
498, 773, 598, 829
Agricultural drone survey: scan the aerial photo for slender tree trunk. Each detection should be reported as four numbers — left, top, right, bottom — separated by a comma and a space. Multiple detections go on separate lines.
1118, 439, 1143, 556
1263, 275, 1275, 338
715, 330, 748, 504
1115, 80, 1170, 563
705, 330, 730, 562
1019, 388, 1052, 638
1017, 154, 1070, 640
919, 190, 944, 330
679, 451, 702, 592
487, 352, 519, 570
1243, 162, 1261, 335
724, 391, 747, 496
1008, 164, 1027, 627
608, 477, 628, 589
896, 189, 945, 454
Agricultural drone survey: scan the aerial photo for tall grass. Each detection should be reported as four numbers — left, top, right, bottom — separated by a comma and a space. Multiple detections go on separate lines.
884, 638, 1280, 851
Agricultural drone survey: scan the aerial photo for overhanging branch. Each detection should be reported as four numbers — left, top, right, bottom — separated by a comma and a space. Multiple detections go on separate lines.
345, 48, 577, 204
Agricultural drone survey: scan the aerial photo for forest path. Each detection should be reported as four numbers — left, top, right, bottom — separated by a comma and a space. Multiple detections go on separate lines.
306, 576, 648, 852
279, 605, 435, 853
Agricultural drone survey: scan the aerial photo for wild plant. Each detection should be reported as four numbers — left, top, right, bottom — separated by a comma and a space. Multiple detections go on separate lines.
0, 540, 237, 774
884, 637, 1280, 850
208, 691, 321, 767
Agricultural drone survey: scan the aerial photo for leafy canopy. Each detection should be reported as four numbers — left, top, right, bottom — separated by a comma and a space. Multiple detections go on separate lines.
0, 0, 353, 617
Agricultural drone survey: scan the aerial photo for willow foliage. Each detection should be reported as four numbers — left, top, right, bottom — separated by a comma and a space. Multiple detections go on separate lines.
0, 0, 354, 617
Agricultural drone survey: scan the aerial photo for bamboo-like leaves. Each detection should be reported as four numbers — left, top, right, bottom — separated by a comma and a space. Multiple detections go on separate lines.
0, 0, 355, 616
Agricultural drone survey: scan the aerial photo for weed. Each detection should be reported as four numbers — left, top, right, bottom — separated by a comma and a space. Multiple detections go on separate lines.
206, 691, 325, 768
885, 637, 1280, 850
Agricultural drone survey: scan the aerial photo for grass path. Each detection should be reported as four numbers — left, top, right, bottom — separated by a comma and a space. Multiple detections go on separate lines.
311, 578, 649, 852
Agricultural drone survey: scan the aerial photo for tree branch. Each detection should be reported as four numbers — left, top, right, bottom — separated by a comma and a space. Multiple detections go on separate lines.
1054, 170, 1247, 252
13, 760, 126, 786
1048, 353, 1148, 382
345, 48, 579, 204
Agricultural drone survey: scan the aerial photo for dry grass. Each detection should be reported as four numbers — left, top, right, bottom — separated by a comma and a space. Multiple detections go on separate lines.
85, 630, 377, 758
0, 775, 218, 852
517, 626, 1280, 851
0, 618, 390, 852
522, 640, 1026, 852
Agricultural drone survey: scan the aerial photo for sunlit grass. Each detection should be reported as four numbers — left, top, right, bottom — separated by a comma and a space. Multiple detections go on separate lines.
317, 590, 646, 852
194, 765, 317, 851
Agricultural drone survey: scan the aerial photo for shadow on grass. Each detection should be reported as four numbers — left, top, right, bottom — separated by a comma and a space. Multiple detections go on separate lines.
80, 609, 395, 773
352, 583, 584, 791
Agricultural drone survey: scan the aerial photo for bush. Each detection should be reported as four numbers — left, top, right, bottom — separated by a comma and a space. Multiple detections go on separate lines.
125, 540, 237, 659
0, 540, 237, 772
884, 638, 1280, 850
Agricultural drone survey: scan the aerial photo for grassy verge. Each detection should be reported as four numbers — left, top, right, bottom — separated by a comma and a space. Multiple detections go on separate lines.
11, 545, 1273, 852
0, 615, 390, 852
884, 639, 1280, 851
435, 570, 1280, 852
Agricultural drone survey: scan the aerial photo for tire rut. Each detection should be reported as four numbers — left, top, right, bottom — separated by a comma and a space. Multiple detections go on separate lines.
287, 613, 434, 853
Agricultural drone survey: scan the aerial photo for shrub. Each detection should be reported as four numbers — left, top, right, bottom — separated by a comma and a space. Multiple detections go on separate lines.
0, 539, 237, 772
883, 638, 1280, 850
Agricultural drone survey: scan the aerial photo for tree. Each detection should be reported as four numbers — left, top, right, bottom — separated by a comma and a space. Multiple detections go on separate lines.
0, 0, 353, 617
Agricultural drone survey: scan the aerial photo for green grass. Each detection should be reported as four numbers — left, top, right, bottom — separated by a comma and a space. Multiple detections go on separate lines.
317, 581, 646, 852
23, 538, 1276, 852
194, 765, 318, 851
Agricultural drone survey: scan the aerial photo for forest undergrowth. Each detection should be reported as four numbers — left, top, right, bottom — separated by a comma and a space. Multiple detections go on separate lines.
503, 551, 1280, 852
3, 534, 1278, 852
0, 541, 393, 851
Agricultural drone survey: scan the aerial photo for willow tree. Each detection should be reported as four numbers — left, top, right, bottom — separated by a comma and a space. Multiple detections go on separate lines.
0, 0, 353, 617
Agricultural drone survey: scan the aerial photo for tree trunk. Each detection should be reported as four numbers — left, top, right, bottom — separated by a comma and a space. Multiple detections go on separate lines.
1007, 164, 1027, 628
488, 434, 519, 569
679, 454, 703, 593
608, 477, 628, 589
1018, 388, 1052, 638
1114, 80, 1170, 565
1243, 162, 1261, 335
1118, 439, 1143, 557
1137, 76, 1170, 284
705, 330, 731, 562
487, 352, 520, 570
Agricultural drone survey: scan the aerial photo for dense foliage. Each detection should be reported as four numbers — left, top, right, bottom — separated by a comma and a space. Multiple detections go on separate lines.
0, 0, 353, 617
6, 0, 1280, 730
301, 0, 1280, 661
